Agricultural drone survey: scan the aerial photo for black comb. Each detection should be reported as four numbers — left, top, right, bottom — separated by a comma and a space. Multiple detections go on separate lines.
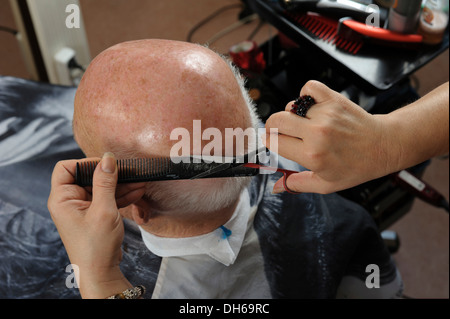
75, 157, 258, 187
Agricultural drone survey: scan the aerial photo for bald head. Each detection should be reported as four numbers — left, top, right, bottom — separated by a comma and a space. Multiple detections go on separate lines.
74, 39, 254, 159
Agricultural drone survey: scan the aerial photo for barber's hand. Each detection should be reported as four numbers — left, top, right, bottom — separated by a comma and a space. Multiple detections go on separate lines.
264, 80, 394, 194
48, 152, 146, 298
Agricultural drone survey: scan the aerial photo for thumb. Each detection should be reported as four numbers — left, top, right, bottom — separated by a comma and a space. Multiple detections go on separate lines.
272, 171, 332, 195
91, 152, 118, 211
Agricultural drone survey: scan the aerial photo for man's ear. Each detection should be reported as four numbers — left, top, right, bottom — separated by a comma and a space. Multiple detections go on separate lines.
130, 202, 150, 225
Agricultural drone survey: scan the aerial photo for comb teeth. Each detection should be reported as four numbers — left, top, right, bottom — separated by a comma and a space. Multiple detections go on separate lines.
75, 158, 173, 186
287, 13, 363, 55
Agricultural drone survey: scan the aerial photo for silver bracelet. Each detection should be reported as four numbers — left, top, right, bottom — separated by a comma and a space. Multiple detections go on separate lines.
106, 285, 146, 299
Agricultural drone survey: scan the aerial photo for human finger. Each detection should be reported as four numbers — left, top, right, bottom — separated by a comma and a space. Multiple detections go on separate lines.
283, 81, 335, 114
262, 133, 318, 170
265, 111, 309, 139
116, 185, 146, 208
48, 160, 92, 212
50, 160, 79, 187
299, 80, 337, 101
272, 171, 336, 195
89, 152, 119, 216
50, 157, 103, 188
115, 182, 146, 199
284, 100, 296, 112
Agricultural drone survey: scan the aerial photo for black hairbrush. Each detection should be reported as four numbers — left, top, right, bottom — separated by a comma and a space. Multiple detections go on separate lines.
75, 157, 259, 187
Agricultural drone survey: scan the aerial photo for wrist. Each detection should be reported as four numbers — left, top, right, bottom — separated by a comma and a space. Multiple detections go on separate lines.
78, 265, 132, 299
372, 113, 404, 175
383, 106, 436, 172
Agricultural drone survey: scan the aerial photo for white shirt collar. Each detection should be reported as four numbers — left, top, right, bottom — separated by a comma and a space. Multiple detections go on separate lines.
139, 189, 252, 266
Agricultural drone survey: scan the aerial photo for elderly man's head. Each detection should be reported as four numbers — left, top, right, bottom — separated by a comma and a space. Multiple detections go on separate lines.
73, 39, 258, 234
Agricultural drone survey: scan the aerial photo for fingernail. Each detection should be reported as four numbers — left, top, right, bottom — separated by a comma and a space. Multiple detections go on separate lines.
272, 184, 285, 195
101, 152, 116, 173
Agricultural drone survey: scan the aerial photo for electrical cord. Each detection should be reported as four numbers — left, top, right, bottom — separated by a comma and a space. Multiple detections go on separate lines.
205, 13, 259, 45
0, 26, 18, 35
247, 19, 265, 41
186, 3, 244, 43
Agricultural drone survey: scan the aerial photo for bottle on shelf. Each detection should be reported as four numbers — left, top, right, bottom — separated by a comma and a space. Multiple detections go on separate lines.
418, 0, 449, 45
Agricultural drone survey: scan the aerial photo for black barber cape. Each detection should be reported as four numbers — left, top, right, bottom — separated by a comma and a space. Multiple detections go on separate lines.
0, 76, 401, 298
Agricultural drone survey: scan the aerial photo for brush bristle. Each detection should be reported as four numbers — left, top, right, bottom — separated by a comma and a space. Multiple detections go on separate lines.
286, 12, 363, 54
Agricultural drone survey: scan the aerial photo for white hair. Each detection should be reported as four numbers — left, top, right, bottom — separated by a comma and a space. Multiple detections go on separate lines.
222, 54, 261, 131
143, 176, 251, 215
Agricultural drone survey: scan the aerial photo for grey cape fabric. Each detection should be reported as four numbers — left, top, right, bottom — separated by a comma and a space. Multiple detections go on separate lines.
0, 76, 400, 298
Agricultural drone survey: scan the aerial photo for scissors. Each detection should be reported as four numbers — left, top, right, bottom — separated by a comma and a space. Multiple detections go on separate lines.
189, 147, 301, 194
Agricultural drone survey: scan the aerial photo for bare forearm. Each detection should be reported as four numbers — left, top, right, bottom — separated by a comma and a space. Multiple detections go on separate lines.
382, 82, 449, 172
